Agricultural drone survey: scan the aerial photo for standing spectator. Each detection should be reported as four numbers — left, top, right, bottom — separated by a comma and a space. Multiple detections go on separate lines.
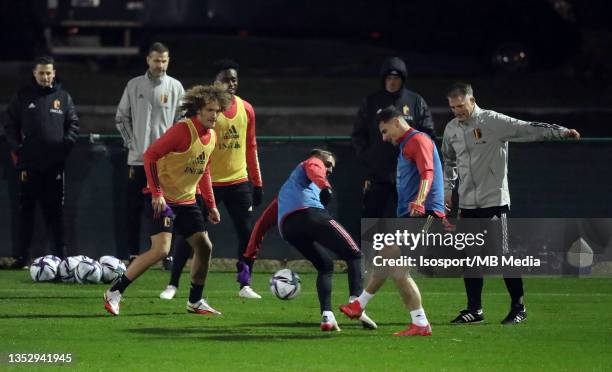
351, 57, 434, 218
115, 42, 184, 265
442, 82, 580, 324
4, 56, 79, 268
103, 85, 230, 317
160, 59, 264, 300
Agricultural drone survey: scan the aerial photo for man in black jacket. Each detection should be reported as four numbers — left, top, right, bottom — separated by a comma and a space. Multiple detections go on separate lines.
4, 56, 79, 267
351, 57, 434, 218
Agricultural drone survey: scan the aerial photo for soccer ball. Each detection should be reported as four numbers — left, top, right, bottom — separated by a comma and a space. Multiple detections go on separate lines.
29, 255, 61, 282
75, 259, 103, 284
270, 269, 301, 300
99, 255, 126, 283
58, 256, 88, 283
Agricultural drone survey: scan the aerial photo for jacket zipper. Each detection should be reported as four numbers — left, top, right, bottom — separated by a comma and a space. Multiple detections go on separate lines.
461, 123, 479, 208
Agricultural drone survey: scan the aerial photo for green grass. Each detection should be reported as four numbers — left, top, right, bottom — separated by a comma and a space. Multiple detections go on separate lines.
1, 270, 611, 371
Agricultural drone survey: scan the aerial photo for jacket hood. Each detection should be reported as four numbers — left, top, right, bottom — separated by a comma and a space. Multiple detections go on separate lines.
380, 57, 407, 87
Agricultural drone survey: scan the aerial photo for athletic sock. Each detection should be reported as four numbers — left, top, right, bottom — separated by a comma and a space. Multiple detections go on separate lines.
322, 310, 336, 322
110, 274, 132, 294
189, 282, 204, 304
410, 308, 429, 327
357, 290, 375, 308
169, 239, 191, 288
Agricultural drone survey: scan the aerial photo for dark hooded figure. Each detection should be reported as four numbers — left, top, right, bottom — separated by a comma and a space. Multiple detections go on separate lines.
351, 57, 434, 218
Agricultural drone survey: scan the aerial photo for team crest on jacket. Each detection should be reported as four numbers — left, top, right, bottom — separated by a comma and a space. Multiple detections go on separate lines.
473, 128, 482, 140
160, 94, 168, 104
403, 105, 410, 115
50, 99, 63, 114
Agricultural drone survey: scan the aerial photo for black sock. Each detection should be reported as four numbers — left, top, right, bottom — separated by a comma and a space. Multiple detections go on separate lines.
189, 282, 204, 304
169, 238, 191, 288
504, 277, 524, 308
464, 277, 483, 311
316, 271, 333, 313
346, 257, 363, 298
111, 274, 132, 294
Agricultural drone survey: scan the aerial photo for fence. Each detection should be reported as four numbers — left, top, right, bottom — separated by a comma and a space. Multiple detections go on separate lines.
1, 136, 611, 259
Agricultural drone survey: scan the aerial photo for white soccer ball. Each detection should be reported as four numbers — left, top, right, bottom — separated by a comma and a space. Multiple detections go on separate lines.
75, 259, 103, 284
270, 269, 301, 300
99, 255, 127, 283
58, 256, 87, 283
30, 255, 61, 282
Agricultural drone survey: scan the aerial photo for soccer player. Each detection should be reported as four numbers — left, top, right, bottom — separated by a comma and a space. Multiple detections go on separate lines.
442, 82, 580, 324
239, 193, 378, 330
340, 106, 442, 336
4, 56, 79, 268
103, 85, 230, 316
115, 42, 184, 267
160, 59, 264, 300
238, 149, 368, 331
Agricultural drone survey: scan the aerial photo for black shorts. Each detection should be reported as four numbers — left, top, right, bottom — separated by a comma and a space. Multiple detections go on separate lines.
144, 195, 206, 238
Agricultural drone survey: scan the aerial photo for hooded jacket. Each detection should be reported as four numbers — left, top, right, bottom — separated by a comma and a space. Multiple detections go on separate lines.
351, 57, 434, 183
4, 79, 79, 170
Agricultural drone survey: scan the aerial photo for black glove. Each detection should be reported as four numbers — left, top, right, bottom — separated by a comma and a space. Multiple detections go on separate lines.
319, 188, 333, 207
252, 186, 263, 207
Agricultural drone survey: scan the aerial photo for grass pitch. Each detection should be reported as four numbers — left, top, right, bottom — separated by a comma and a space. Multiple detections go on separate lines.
1, 270, 611, 371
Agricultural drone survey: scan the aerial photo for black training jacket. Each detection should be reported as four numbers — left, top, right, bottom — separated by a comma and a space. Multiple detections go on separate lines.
351, 57, 434, 184
4, 79, 79, 170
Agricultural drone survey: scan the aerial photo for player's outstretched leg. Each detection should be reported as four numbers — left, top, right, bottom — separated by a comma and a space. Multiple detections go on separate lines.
339, 248, 391, 330
105, 232, 172, 315
391, 274, 432, 336
185, 231, 221, 315
340, 274, 384, 320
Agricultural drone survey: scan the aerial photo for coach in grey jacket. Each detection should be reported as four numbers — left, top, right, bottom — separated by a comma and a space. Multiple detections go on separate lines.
442, 82, 580, 325
115, 42, 184, 262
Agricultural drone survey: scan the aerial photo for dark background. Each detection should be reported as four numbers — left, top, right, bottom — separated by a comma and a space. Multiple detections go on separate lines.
1, 138, 610, 259
0, 0, 610, 259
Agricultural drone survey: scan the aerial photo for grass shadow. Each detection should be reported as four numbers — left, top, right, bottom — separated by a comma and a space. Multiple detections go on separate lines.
0, 295, 167, 300
0, 312, 182, 319
126, 325, 375, 341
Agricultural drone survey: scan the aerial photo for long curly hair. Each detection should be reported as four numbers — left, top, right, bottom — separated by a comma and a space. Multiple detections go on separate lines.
180, 85, 231, 117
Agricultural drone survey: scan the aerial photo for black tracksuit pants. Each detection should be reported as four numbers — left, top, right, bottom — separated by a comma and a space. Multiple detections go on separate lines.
362, 181, 397, 218
281, 208, 363, 313
460, 205, 524, 311
17, 166, 66, 262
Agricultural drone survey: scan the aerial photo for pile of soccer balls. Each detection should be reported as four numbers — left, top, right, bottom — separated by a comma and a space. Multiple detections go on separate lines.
29, 255, 126, 284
